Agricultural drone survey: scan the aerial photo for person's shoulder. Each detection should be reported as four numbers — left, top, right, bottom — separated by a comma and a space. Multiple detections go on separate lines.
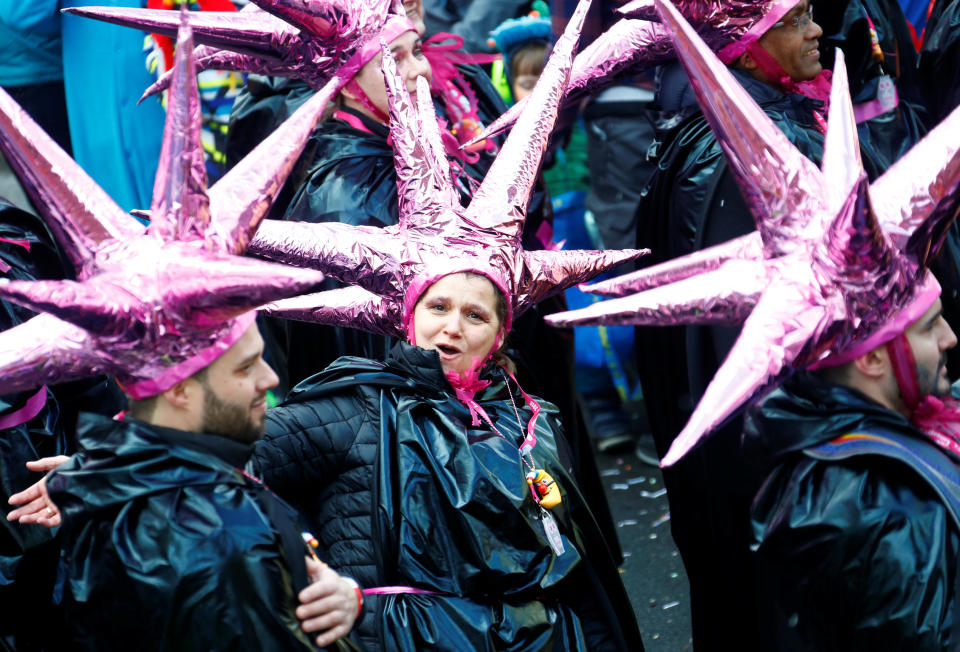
755, 442, 952, 543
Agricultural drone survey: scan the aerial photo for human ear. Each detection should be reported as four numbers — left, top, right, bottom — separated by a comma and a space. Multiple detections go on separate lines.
737, 52, 758, 71
162, 378, 196, 409
852, 347, 888, 379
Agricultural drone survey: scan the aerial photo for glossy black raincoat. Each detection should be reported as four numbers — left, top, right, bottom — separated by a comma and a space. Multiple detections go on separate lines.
47, 414, 320, 651
254, 342, 644, 651
0, 201, 124, 651
919, 0, 960, 126
745, 372, 959, 650
817, 0, 928, 168
632, 64, 826, 649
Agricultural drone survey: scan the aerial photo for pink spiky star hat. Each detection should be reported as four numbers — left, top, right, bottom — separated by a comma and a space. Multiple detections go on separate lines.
546, 0, 960, 467
0, 12, 340, 399
65, 0, 416, 100
244, 0, 646, 338
468, 0, 801, 145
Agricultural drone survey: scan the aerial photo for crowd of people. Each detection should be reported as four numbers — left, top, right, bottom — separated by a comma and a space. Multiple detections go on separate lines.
2, 0, 960, 650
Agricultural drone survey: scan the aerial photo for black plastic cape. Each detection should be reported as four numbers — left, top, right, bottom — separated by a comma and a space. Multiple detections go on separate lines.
47, 414, 321, 651
744, 372, 960, 650
254, 342, 644, 651
0, 201, 125, 652
919, 0, 960, 126
632, 65, 826, 649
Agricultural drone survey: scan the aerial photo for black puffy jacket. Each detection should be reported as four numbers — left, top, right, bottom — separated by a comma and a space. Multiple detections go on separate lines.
254, 341, 644, 651
48, 414, 318, 651
745, 372, 960, 650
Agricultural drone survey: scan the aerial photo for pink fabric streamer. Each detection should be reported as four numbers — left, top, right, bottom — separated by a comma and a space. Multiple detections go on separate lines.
911, 395, 960, 460
0, 385, 47, 430
0, 236, 32, 273
445, 363, 494, 427
363, 586, 442, 595
887, 331, 960, 460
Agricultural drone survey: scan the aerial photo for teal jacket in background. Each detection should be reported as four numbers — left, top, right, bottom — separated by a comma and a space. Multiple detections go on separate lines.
61, 1, 164, 213
0, 0, 63, 86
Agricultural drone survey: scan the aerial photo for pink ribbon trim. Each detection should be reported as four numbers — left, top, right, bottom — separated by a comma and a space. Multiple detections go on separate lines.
121, 312, 257, 399
853, 90, 899, 123
363, 586, 443, 595
0, 385, 47, 430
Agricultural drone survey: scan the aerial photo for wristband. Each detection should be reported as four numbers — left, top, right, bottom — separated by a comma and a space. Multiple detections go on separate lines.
343, 577, 363, 615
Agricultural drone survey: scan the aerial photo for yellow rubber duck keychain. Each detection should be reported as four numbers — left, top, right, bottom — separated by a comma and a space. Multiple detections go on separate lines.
526, 469, 562, 509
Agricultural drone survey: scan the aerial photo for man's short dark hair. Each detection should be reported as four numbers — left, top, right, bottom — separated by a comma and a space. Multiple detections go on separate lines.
126, 365, 211, 420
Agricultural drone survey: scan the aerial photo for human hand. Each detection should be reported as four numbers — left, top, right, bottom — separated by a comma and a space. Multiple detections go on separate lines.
297, 557, 361, 648
7, 455, 70, 527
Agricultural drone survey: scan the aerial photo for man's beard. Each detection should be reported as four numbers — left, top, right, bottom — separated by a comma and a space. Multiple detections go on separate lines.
199, 383, 265, 444
917, 355, 950, 398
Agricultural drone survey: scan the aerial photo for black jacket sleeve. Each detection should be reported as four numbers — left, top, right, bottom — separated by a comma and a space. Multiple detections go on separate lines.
253, 390, 371, 499
751, 456, 959, 651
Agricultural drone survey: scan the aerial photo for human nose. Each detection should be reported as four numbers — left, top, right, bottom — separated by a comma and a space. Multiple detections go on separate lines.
441, 311, 462, 336
258, 360, 280, 392
939, 318, 958, 351
805, 14, 822, 39
409, 57, 432, 84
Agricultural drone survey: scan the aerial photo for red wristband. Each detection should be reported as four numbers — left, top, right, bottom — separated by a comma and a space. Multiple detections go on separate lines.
343, 577, 363, 615
354, 586, 364, 615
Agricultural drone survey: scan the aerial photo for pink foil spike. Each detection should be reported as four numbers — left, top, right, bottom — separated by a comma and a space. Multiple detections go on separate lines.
549, 259, 762, 328
516, 247, 651, 312
466, 19, 670, 147
872, 101, 960, 257
659, 266, 834, 466
820, 50, 863, 217
0, 315, 115, 395
415, 75, 455, 200
139, 45, 251, 103
62, 5, 296, 60
656, 0, 823, 258
381, 42, 461, 231
249, 219, 406, 294
206, 75, 343, 254
582, 233, 761, 297
148, 9, 211, 244
465, 0, 590, 241
0, 88, 139, 275
262, 286, 403, 337
0, 19, 331, 396
618, 0, 656, 20
244, 0, 647, 338
249, 0, 350, 38
467, 0, 796, 148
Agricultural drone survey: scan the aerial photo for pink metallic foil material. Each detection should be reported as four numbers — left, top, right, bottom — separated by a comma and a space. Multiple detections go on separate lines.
547, 0, 960, 467
247, 0, 646, 338
262, 287, 403, 337
66, 0, 400, 93
0, 14, 334, 396
465, 0, 795, 147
